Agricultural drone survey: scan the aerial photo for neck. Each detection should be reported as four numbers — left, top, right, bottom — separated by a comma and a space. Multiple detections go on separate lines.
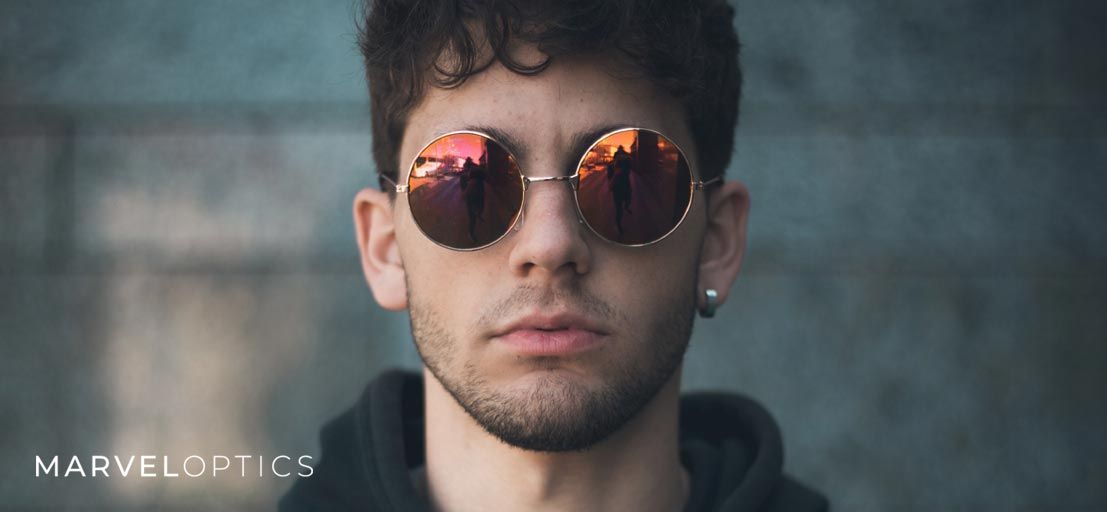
421, 367, 689, 512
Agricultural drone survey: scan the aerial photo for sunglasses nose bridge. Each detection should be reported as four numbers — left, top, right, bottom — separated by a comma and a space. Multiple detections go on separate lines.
521, 174, 579, 191
513, 174, 584, 232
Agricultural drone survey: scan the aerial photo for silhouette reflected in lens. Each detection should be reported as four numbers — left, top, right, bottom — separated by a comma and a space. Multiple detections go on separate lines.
576, 129, 692, 245
407, 133, 523, 249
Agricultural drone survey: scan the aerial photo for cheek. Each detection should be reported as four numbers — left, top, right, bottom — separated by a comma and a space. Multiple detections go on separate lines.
610, 208, 704, 287
399, 232, 499, 337
405, 250, 472, 304
591, 242, 700, 324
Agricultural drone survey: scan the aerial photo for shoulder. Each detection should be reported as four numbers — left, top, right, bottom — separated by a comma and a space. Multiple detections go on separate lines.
278, 409, 370, 511
279, 369, 424, 512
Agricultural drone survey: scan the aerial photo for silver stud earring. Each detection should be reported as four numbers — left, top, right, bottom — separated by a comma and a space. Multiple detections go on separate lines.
699, 288, 718, 318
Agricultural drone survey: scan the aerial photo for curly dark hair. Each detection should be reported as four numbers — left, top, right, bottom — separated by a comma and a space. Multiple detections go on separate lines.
357, 0, 742, 191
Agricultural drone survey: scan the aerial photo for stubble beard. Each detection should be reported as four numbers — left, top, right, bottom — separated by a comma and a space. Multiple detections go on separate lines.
408, 280, 696, 452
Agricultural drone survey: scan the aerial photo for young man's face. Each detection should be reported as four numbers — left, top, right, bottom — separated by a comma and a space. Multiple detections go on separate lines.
367, 52, 732, 451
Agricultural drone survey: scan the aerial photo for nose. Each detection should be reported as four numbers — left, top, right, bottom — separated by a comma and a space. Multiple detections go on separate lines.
507, 177, 592, 278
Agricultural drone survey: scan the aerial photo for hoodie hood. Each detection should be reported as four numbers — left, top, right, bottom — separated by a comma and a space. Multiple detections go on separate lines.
281, 369, 827, 511
678, 391, 827, 511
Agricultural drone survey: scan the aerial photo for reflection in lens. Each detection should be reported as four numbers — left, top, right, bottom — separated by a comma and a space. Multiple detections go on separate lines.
407, 133, 523, 249
576, 129, 692, 245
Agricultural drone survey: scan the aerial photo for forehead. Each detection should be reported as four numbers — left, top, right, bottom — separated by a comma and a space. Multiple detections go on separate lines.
400, 53, 692, 174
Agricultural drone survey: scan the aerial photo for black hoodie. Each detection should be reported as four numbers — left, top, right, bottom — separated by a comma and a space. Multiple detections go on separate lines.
280, 369, 828, 511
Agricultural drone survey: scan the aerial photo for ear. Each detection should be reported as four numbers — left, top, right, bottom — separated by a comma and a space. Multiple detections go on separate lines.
697, 180, 750, 311
353, 187, 408, 311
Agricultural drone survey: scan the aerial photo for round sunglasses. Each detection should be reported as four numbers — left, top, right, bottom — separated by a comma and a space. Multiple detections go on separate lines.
380, 127, 720, 251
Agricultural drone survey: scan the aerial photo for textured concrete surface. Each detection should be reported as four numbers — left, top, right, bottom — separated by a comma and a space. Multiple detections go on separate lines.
2, 0, 1105, 509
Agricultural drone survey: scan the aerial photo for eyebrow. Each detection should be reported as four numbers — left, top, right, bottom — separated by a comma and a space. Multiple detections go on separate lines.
464, 123, 632, 176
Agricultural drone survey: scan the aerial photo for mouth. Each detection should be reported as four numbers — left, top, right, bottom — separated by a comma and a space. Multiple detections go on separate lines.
492, 313, 609, 357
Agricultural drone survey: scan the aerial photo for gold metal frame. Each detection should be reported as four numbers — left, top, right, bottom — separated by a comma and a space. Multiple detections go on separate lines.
380, 127, 721, 251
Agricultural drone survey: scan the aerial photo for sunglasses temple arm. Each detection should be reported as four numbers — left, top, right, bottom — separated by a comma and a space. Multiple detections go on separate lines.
378, 173, 408, 193
693, 176, 723, 190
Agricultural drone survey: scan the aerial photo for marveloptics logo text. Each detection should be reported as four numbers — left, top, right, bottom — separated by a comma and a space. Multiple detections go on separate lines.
35, 454, 314, 478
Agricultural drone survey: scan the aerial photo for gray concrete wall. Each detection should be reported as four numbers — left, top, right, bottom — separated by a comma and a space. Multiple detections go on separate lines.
3, 1, 1105, 509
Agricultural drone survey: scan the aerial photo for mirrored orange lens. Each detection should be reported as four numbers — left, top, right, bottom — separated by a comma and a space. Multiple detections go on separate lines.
576, 129, 692, 245
407, 133, 523, 249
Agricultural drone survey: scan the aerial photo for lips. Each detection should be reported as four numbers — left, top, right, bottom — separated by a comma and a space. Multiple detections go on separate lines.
492, 313, 609, 356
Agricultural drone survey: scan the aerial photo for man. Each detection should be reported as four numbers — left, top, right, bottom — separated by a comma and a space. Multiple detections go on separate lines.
282, 0, 827, 510
609, 144, 634, 236
459, 155, 486, 242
